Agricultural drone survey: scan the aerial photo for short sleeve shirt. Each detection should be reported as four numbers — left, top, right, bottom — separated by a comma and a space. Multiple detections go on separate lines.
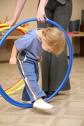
15, 29, 43, 60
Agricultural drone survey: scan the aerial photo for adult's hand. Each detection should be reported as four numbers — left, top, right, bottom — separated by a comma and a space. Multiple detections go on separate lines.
37, 0, 48, 22
37, 7, 46, 22
6, 19, 16, 27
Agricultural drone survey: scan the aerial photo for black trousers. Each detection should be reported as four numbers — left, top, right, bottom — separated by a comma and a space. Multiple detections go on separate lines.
38, 0, 72, 92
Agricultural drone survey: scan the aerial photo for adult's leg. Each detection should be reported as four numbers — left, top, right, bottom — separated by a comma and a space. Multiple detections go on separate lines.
38, 7, 54, 92
37, 0, 62, 93
49, 0, 72, 91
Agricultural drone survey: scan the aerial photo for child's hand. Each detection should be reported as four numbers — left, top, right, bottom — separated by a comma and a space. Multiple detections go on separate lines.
9, 57, 17, 64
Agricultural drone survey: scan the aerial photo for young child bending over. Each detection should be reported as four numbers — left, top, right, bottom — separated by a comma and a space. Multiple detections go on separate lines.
9, 27, 65, 110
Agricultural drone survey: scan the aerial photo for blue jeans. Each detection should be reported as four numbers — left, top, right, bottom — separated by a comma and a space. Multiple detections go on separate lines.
17, 56, 46, 102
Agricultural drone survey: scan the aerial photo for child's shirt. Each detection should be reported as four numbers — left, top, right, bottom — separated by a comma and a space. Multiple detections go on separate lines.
15, 29, 43, 61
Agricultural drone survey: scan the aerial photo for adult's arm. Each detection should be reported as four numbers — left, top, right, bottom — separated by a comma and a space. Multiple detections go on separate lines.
6, 0, 48, 26
6, 0, 27, 26
37, 0, 48, 21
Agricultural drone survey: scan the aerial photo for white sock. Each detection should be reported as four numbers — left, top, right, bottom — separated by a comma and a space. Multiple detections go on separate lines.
33, 98, 53, 110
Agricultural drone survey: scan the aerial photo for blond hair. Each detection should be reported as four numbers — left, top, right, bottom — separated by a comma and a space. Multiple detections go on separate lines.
42, 27, 66, 55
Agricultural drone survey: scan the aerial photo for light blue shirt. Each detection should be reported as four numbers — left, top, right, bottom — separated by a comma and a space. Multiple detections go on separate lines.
15, 29, 43, 60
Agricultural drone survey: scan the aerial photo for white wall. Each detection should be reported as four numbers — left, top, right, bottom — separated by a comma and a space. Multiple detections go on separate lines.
0, 0, 38, 23
0, 0, 84, 23
71, 0, 84, 20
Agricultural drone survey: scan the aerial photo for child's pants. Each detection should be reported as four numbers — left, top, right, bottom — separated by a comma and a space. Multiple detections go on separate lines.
17, 55, 46, 102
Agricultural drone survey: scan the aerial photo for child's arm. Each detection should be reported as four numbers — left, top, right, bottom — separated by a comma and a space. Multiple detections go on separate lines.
9, 44, 17, 64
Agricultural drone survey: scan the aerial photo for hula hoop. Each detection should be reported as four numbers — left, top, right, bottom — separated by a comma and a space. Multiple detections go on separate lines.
0, 18, 73, 108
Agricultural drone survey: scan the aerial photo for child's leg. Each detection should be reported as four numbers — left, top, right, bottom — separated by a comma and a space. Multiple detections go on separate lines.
22, 61, 39, 101
17, 58, 45, 102
17, 58, 53, 110
22, 86, 30, 101
17, 59, 30, 101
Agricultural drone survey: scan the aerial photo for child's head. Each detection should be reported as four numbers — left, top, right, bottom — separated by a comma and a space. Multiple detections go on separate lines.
41, 27, 66, 55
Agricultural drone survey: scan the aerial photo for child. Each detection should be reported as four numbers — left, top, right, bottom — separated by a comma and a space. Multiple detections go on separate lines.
9, 27, 65, 110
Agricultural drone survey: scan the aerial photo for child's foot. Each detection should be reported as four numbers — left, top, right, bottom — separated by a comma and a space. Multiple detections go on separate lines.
33, 98, 53, 110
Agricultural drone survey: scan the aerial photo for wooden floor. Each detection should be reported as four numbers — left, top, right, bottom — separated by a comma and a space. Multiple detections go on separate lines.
0, 57, 84, 126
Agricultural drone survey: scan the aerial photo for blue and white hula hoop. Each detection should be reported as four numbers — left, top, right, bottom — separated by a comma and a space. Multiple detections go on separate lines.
0, 18, 73, 108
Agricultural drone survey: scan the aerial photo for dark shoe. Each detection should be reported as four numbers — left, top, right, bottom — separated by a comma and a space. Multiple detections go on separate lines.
45, 91, 58, 98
